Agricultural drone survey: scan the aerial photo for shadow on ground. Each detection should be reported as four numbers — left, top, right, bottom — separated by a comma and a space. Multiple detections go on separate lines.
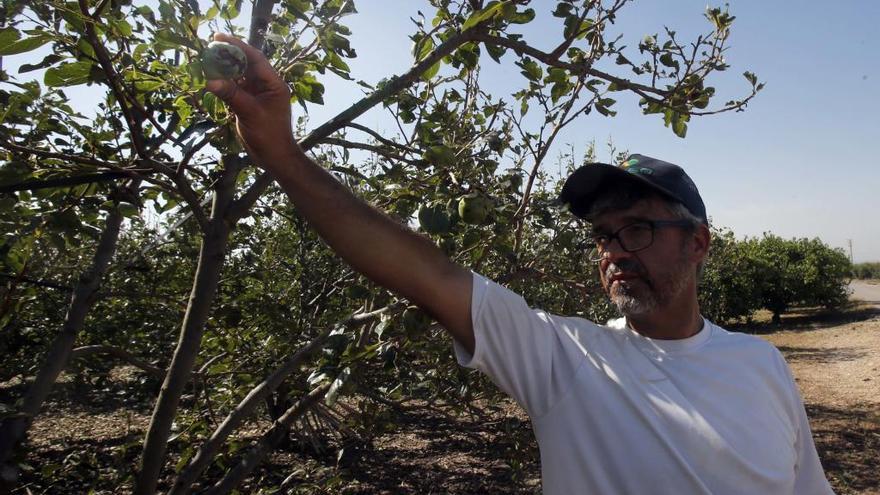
730, 303, 880, 335
807, 402, 880, 494
774, 345, 869, 364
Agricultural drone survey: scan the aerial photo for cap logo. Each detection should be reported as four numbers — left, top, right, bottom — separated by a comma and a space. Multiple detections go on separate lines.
621, 158, 639, 169
620, 158, 653, 176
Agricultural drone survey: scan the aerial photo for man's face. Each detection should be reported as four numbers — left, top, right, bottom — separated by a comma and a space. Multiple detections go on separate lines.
590, 197, 699, 317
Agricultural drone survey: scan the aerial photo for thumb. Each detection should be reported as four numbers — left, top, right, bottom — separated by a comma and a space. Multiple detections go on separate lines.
205, 79, 254, 115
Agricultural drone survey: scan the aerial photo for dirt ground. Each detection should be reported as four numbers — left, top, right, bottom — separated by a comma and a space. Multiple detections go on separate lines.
754, 281, 880, 495
7, 282, 880, 494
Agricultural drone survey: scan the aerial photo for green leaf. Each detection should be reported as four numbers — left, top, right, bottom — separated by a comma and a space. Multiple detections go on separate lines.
423, 145, 456, 167
133, 78, 165, 92
486, 42, 506, 63
174, 96, 192, 123
0, 28, 51, 56
420, 61, 440, 81
412, 34, 434, 62
672, 115, 688, 138
0, 27, 20, 47
507, 8, 535, 24
659, 52, 679, 69
117, 202, 140, 218
462, 1, 504, 30
18, 54, 64, 74
44, 62, 93, 87
550, 81, 571, 103
518, 58, 542, 81
110, 19, 133, 37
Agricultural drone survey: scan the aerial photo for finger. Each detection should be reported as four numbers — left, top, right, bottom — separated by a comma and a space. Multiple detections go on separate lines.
211, 33, 279, 85
205, 79, 256, 116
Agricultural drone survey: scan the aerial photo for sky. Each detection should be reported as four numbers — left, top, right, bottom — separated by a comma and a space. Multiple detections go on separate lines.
6, 1, 879, 262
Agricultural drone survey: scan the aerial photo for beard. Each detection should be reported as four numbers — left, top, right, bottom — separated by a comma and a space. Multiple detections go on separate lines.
604, 254, 691, 317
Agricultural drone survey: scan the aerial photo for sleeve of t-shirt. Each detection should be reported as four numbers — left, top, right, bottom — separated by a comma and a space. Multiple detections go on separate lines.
452, 272, 587, 418
774, 351, 835, 495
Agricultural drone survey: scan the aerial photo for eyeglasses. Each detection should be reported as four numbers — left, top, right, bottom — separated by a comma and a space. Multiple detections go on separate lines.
589, 219, 694, 261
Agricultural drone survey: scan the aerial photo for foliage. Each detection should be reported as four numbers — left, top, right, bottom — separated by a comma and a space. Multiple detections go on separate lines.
698, 227, 762, 324
852, 262, 880, 280
701, 232, 852, 325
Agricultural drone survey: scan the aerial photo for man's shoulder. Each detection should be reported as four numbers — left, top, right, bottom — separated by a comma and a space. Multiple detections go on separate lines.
706, 320, 784, 360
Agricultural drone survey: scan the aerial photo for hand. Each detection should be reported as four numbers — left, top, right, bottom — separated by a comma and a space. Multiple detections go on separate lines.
204, 33, 298, 167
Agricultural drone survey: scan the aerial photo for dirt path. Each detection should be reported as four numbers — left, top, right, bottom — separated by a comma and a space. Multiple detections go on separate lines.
760, 282, 880, 408
757, 282, 880, 494
850, 280, 880, 305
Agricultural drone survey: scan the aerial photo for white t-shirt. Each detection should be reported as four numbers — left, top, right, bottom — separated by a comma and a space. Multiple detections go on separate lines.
453, 273, 834, 495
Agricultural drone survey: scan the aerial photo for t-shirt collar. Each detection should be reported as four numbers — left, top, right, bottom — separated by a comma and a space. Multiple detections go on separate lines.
609, 316, 713, 355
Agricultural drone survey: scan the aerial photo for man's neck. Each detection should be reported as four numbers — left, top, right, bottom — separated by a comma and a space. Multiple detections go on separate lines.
625, 298, 704, 340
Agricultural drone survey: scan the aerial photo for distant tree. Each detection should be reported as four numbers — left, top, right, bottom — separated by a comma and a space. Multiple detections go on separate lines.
699, 227, 762, 324
744, 234, 851, 324
852, 262, 880, 280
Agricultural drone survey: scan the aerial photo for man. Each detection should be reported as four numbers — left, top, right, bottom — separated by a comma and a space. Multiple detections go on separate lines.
206, 34, 834, 494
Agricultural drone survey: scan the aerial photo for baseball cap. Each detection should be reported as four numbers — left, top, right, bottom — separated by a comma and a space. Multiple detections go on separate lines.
558, 154, 707, 224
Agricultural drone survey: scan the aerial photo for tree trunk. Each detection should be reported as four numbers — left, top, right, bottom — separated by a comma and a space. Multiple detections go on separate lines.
0, 194, 130, 473
134, 158, 241, 495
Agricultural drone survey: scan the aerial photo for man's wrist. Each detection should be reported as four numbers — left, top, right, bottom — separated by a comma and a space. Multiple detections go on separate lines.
254, 139, 306, 173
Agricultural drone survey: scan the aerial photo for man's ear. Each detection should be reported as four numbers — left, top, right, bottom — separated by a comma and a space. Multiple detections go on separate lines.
692, 224, 711, 263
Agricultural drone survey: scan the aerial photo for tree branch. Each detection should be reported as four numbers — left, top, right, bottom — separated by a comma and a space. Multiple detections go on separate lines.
0, 172, 133, 194
472, 31, 667, 101
227, 25, 484, 222
69, 345, 166, 379
318, 137, 421, 166
0, 139, 120, 169
202, 383, 331, 495
169, 302, 403, 494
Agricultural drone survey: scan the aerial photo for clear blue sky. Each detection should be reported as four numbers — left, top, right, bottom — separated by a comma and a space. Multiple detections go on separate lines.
7, 1, 879, 261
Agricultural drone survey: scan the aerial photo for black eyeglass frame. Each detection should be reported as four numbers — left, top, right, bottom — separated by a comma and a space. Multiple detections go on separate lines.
589, 219, 695, 259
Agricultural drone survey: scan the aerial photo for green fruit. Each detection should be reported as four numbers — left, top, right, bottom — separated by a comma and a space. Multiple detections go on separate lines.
202, 41, 247, 80
458, 194, 493, 225
418, 203, 451, 234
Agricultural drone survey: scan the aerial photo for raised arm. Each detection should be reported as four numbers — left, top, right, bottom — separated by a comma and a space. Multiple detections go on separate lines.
205, 34, 475, 353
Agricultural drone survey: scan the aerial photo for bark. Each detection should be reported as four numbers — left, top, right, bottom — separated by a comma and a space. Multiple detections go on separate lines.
133, 157, 241, 495
0, 197, 129, 468
202, 384, 332, 495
